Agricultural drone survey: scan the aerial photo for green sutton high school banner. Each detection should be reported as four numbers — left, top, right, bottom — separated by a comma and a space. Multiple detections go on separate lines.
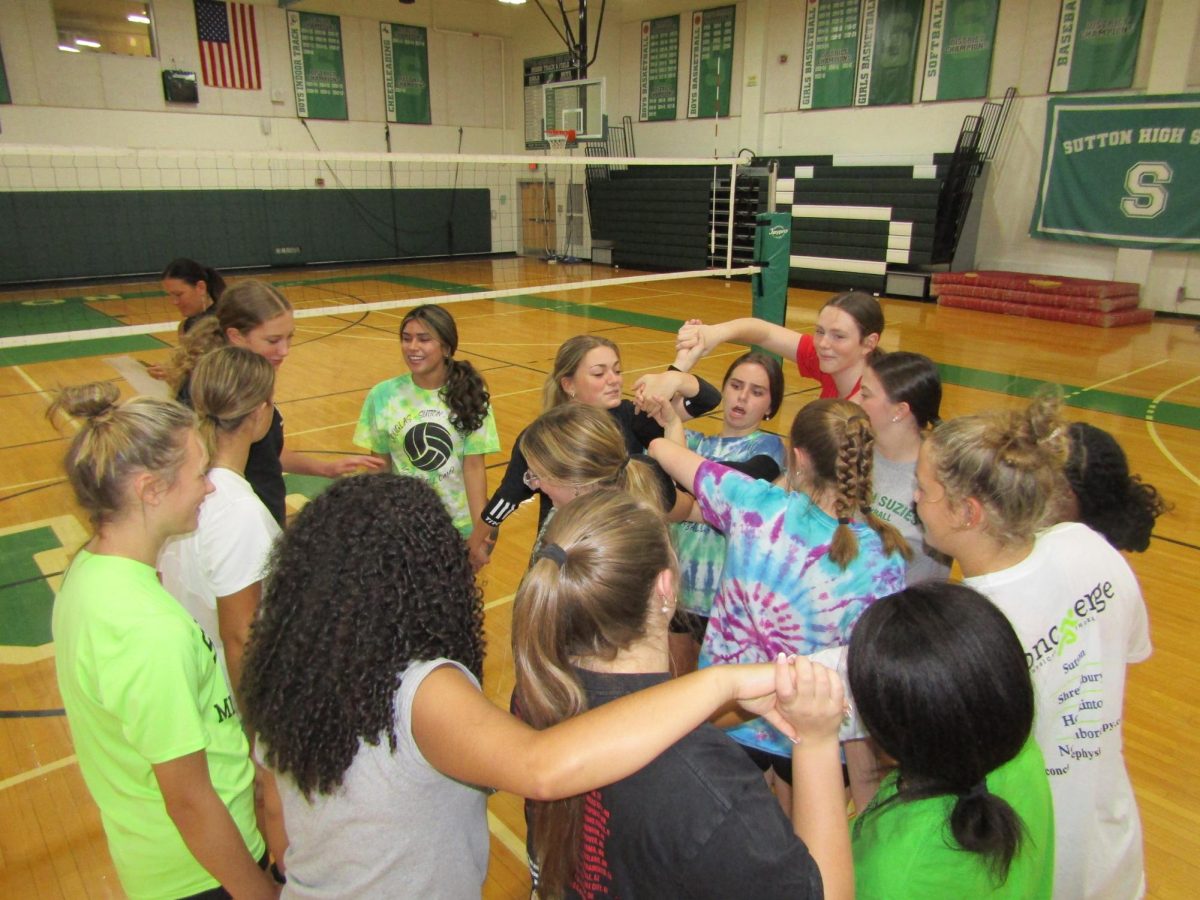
921, 0, 1000, 102
688, 6, 735, 118
382, 23, 431, 124
1030, 94, 1200, 252
1049, 0, 1145, 94
288, 11, 348, 120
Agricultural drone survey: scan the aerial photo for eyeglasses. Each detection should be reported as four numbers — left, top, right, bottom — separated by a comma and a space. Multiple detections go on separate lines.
523, 469, 541, 490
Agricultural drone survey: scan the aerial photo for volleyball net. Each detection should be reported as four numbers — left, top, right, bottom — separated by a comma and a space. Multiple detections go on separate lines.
0, 143, 760, 354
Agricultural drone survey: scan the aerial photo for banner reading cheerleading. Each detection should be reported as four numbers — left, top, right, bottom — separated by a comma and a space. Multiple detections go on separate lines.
382, 23, 431, 125
1030, 94, 1200, 251
921, 0, 1000, 102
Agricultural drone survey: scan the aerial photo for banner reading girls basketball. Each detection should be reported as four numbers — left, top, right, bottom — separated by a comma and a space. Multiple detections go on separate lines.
800, 0, 860, 110
854, 0, 924, 106
1048, 0, 1145, 94
921, 0, 1000, 102
381, 23, 431, 124
288, 11, 347, 120
1030, 94, 1200, 251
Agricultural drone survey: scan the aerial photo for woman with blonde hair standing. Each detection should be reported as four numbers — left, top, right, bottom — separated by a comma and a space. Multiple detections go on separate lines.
50, 384, 274, 898
915, 395, 1150, 899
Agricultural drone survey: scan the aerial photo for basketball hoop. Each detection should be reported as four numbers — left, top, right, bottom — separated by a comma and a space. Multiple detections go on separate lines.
545, 128, 577, 152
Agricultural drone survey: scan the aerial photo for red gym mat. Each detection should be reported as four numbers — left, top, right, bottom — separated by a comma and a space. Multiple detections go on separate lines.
932, 270, 1141, 299
937, 293, 1154, 328
929, 283, 1140, 312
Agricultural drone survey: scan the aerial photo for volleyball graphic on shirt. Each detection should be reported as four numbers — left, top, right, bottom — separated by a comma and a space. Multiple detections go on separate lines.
404, 421, 454, 471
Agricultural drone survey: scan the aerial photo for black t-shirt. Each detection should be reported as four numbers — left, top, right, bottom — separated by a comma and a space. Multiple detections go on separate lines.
245, 407, 286, 526
530, 669, 824, 899
180, 303, 217, 335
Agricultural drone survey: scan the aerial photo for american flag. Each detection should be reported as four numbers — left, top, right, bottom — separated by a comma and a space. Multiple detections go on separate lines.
194, 0, 261, 90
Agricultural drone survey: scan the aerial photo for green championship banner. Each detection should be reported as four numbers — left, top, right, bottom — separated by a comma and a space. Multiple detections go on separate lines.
641, 16, 679, 122
288, 11, 348, 120
921, 0, 1000, 101
855, 0, 923, 106
382, 23, 431, 124
687, 6, 735, 118
0, 42, 10, 104
1030, 94, 1200, 251
800, 0, 860, 110
1049, 0, 1145, 94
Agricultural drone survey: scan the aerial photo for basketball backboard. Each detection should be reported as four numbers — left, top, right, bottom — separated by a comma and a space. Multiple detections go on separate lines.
542, 77, 606, 142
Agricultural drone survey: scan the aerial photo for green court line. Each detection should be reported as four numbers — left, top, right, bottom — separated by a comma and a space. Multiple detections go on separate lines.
2, 273, 1196, 430
0, 295, 165, 366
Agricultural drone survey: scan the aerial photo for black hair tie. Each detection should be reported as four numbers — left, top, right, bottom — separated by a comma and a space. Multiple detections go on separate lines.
837, 516, 851, 526
960, 779, 988, 801
536, 543, 567, 568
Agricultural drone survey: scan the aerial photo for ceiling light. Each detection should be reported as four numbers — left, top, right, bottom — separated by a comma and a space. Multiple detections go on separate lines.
498, 0, 527, 5
58, 44, 81, 52
75, 38, 102, 48
128, 14, 151, 24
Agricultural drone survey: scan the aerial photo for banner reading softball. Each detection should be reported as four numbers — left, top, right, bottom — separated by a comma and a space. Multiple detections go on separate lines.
1030, 94, 1200, 251
1049, 0, 1145, 94
855, 0, 924, 106
382, 23, 431, 124
687, 6, 735, 119
288, 11, 347, 120
800, 0, 860, 110
641, 16, 680, 122
921, 0, 1000, 101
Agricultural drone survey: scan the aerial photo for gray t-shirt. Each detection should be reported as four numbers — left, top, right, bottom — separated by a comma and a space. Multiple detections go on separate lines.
871, 451, 951, 585
268, 659, 489, 899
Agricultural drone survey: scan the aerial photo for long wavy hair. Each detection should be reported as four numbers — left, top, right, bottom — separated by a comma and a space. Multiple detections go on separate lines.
401, 304, 491, 434
240, 474, 484, 799
789, 398, 911, 567
850, 582, 1034, 884
512, 490, 675, 897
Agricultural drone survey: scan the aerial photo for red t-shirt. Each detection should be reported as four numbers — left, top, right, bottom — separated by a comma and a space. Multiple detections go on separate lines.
795, 333, 861, 399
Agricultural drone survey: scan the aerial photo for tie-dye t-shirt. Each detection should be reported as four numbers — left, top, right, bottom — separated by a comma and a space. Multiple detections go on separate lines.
672, 430, 787, 617
693, 460, 906, 756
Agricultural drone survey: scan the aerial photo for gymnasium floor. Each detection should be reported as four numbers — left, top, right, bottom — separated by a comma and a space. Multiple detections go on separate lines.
1, 257, 1197, 898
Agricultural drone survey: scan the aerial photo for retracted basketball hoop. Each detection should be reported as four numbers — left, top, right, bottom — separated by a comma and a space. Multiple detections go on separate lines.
545, 128, 578, 152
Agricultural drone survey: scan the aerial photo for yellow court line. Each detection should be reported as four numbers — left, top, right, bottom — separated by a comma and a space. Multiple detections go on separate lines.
0, 475, 65, 494
484, 593, 516, 611
1145, 373, 1200, 489
487, 810, 529, 864
0, 754, 78, 793
1070, 359, 1170, 395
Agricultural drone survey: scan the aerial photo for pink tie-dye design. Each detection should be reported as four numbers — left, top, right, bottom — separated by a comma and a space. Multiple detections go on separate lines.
693, 460, 905, 756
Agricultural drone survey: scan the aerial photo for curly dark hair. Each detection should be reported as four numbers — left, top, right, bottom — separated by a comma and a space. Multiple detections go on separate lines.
402, 305, 491, 434
1064, 422, 1169, 552
240, 474, 484, 798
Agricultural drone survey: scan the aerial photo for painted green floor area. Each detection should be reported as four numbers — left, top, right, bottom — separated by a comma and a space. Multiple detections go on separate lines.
0, 295, 165, 366
2, 274, 1196, 429
0, 526, 59, 648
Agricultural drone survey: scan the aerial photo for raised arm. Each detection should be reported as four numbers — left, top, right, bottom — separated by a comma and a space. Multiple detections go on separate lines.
412, 662, 792, 801
678, 317, 802, 362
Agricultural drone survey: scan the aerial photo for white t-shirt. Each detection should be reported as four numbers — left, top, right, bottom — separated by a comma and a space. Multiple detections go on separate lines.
965, 522, 1151, 900
159, 467, 281, 690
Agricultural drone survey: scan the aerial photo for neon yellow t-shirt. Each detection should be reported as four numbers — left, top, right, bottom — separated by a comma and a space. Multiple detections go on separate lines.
53, 549, 263, 899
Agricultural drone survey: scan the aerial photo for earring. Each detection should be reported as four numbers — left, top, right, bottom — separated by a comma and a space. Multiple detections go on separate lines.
568, 390, 576, 400
891, 415, 901, 423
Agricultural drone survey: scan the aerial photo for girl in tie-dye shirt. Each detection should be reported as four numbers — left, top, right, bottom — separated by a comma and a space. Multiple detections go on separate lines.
649, 398, 908, 767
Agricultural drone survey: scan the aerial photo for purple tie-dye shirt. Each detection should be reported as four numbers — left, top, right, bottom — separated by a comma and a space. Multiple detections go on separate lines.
693, 460, 906, 756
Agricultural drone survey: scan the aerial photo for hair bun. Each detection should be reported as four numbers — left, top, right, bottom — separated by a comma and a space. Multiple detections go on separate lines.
55, 382, 122, 421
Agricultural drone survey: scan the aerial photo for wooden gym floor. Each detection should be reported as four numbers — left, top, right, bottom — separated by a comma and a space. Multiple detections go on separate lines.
0, 257, 1196, 898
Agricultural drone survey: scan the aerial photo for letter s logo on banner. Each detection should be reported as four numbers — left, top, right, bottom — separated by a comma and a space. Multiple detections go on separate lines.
1120, 162, 1172, 218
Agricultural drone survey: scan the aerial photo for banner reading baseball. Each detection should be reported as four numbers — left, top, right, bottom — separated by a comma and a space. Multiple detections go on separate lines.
1048, 0, 1145, 94
1030, 94, 1200, 251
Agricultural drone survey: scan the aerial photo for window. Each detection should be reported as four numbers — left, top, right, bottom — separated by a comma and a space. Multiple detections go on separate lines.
53, 0, 156, 58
